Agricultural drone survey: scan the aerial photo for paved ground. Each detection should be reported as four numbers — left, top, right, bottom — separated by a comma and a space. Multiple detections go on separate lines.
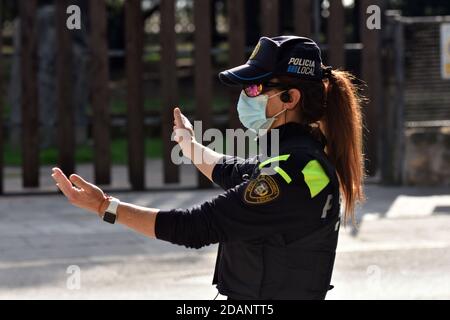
0, 163, 449, 300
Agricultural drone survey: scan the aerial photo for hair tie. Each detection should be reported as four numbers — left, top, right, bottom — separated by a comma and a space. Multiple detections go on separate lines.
322, 66, 333, 80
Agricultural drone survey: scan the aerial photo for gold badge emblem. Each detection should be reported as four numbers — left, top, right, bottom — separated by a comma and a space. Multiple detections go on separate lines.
244, 175, 280, 205
249, 42, 261, 60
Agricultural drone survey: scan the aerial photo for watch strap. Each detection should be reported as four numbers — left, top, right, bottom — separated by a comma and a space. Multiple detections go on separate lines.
102, 197, 120, 224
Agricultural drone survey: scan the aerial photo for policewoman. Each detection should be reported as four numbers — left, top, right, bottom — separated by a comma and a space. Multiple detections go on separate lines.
52, 36, 366, 300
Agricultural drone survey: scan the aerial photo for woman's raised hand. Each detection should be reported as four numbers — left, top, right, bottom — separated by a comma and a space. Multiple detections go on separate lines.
173, 107, 195, 153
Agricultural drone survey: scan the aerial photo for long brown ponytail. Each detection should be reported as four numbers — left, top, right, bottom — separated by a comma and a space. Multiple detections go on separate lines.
278, 70, 366, 225
324, 70, 366, 225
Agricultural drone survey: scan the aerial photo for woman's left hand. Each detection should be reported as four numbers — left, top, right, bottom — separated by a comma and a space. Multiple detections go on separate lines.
51, 168, 107, 215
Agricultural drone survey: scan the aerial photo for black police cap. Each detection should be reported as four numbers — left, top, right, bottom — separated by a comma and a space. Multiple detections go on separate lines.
219, 36, 325, 86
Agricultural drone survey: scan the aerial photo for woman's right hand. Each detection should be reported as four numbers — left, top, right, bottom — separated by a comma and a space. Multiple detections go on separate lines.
173, 107, 195, 156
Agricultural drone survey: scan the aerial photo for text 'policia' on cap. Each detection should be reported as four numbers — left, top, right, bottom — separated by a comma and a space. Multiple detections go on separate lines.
219, 36, 326, 86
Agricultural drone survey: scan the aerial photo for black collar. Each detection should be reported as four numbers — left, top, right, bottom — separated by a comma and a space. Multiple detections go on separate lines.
259, 122, 327, 155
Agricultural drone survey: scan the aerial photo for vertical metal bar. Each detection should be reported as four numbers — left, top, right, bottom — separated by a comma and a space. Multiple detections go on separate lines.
0, 0, 4, 194
294, 0, 312, 37
90, 0, 111, 185
261, 0, 279, 37
160, 0, 180, 184
312, 0, 321, 41
194, 0, 213, 188
227, 0, 245, 129
380, 11, 404, 185
125, 0, 145, 190
20, 0, 39, 188
360, 0, 382, 176
56, 0, 75, 176
328, 0, 345, 67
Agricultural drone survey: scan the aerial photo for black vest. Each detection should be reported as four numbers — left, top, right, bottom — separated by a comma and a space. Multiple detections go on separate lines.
212, 126, 341, 300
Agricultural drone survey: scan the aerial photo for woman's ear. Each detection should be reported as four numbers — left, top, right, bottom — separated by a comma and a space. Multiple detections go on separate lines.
284, 88, 301, 110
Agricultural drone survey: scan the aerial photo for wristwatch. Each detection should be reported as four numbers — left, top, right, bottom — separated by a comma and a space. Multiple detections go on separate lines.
102, 197, 120, 224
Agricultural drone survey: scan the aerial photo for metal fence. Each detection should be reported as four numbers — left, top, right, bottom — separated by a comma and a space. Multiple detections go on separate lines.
380, 12, 450, 184
0, 0, 385, 194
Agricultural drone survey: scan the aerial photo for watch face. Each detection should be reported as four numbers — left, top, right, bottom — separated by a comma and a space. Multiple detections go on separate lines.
103, 212, 116, 224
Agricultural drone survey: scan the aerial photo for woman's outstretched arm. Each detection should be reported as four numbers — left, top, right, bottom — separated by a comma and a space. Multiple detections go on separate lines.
51, 168, 159, 238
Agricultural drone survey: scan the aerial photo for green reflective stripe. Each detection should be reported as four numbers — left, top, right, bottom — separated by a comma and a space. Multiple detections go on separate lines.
259, 155, 291, 169
274, 166, 292, 184
302, 160, 330, 198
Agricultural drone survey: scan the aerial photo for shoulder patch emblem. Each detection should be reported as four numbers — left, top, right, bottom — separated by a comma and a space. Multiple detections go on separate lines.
244, 174, 280, 205
302, 160, 330, 198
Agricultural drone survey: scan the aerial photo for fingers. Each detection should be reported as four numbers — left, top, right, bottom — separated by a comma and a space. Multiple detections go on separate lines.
174, 107, 188, 144
51, 168, 74, 199
173, 107, 183, 128
69, 174, 91, 190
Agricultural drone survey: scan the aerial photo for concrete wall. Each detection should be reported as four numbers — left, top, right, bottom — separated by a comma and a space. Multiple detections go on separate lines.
404, 126, 450, 186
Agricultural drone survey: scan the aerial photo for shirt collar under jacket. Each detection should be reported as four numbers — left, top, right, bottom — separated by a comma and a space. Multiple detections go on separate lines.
258, 122, 327, 157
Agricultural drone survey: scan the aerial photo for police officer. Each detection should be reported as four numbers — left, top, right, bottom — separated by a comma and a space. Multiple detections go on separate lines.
52, 36, 366, 300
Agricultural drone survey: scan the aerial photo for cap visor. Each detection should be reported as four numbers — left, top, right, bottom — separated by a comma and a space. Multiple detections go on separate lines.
219, 64, 273, 86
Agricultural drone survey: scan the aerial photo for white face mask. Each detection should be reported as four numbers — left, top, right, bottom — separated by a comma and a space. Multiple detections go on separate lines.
237, 90, 288, 134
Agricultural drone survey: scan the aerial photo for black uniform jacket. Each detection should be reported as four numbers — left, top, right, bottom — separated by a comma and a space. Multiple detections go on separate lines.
156, 122, 341, 300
